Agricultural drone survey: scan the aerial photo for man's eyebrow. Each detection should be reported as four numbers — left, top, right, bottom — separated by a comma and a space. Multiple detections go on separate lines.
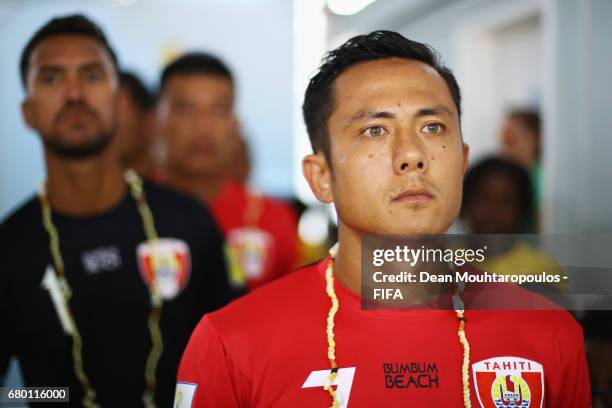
348, 111, 396, 123
36, 65, 65, 74
415, 105, 454, 118
36, 61, 105, 76
79, 62, 105, 72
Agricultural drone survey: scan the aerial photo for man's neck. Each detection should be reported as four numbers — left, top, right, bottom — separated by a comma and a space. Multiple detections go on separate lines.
125, 149, 154, 179
164, 168, 224, 203
44, 148, 127, 216
333, 222, 364, 294
334, 221, 451, 303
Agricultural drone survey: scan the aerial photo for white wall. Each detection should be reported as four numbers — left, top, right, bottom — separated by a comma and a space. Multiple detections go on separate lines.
455, 3, 542, 163
0, 0, 294, 220
542, 0, 612, 232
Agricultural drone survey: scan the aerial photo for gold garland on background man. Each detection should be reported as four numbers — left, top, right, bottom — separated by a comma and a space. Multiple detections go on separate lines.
323, 243, 472, 408
38, 169, 163, 408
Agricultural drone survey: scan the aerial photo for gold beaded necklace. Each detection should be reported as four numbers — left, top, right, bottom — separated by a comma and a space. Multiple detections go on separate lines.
38, 169, 164, 408
323, 244, 472, 408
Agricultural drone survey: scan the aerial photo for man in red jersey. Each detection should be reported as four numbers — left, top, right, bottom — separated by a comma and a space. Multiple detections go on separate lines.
174, 31, 590, 407
156, 53, 298, 291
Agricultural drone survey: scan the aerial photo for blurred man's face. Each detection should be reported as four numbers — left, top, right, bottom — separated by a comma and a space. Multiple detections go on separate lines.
157, 74, 236, 178
464, 171, 523, 234
323, 58, 468, 235
115, 87, 152, 165
21, 35, 118, 159
501, 117, 538, 169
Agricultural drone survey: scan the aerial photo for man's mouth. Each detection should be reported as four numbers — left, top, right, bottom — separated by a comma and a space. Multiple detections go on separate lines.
56, 106, 96, 125
391, 187, 434, 203
188, 141, 216, 156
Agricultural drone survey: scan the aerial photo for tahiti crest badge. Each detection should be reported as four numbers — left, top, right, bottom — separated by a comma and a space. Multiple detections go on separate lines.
472, 356, 544, 408
226, 227, 274, 283
137, 238, 191, 300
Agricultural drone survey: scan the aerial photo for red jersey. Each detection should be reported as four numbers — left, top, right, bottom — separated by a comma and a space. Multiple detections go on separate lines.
210, 181, 298, 291
176, 258, 590, 407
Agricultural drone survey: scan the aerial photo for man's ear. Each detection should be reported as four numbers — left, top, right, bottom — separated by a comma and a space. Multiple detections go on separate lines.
302, 152, 333, 203
21, 99, 36, 130
462, 143, 470, 174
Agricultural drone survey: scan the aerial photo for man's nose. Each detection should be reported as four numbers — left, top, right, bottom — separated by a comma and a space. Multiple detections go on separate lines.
392, 130, 428, 175
64, 76, 85, 102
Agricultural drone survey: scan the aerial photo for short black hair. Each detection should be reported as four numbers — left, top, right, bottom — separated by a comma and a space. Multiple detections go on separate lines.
160, 52, 233, 90
20, 14, 118, 88
120, 71, 154, 112
302, 30, 462, 163
462, 156, 534, 229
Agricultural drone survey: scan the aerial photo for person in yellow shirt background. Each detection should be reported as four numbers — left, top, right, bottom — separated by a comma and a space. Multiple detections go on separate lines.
461, 156, 569, 295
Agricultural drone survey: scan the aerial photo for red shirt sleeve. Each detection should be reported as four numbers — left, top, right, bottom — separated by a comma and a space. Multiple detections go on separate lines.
557, 331, 591, 407
176, 315, 252, 407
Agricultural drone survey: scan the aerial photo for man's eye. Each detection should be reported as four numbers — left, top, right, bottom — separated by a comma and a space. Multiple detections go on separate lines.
84, 71, 102, 82
210, 106, 229, 117
363, 126, 386, 138
421, 123, 445, 134
42, 74, 60, 85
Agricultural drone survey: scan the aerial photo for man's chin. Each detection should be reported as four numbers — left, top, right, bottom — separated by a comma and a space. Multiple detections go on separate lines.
376, 220, 447, 237
44, 133, 113, 160
176, 161, 220, 179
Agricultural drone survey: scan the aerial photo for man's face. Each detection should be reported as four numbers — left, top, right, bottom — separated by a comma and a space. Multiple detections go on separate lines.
501, 117, 537, 169
464, 171, 523, 234
22, 35, 118, 159
323, 58, 468, 235
157, 74, 236, 178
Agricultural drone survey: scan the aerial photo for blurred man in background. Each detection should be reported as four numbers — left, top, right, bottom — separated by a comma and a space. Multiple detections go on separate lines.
0, 14, 234, 407
156, 52, 298, 291
500, 109, 542, 226
500, 109, 540, 172
461, 156, 568, 295
115, 70, 157, 178
462, 156, 535, 235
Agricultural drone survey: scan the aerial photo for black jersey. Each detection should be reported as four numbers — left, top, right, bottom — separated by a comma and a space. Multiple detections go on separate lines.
0, 181, 235, 407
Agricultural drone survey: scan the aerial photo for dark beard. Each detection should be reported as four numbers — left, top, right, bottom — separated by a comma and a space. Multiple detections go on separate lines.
45, 100, 116, 159
44, 131, 113, 159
